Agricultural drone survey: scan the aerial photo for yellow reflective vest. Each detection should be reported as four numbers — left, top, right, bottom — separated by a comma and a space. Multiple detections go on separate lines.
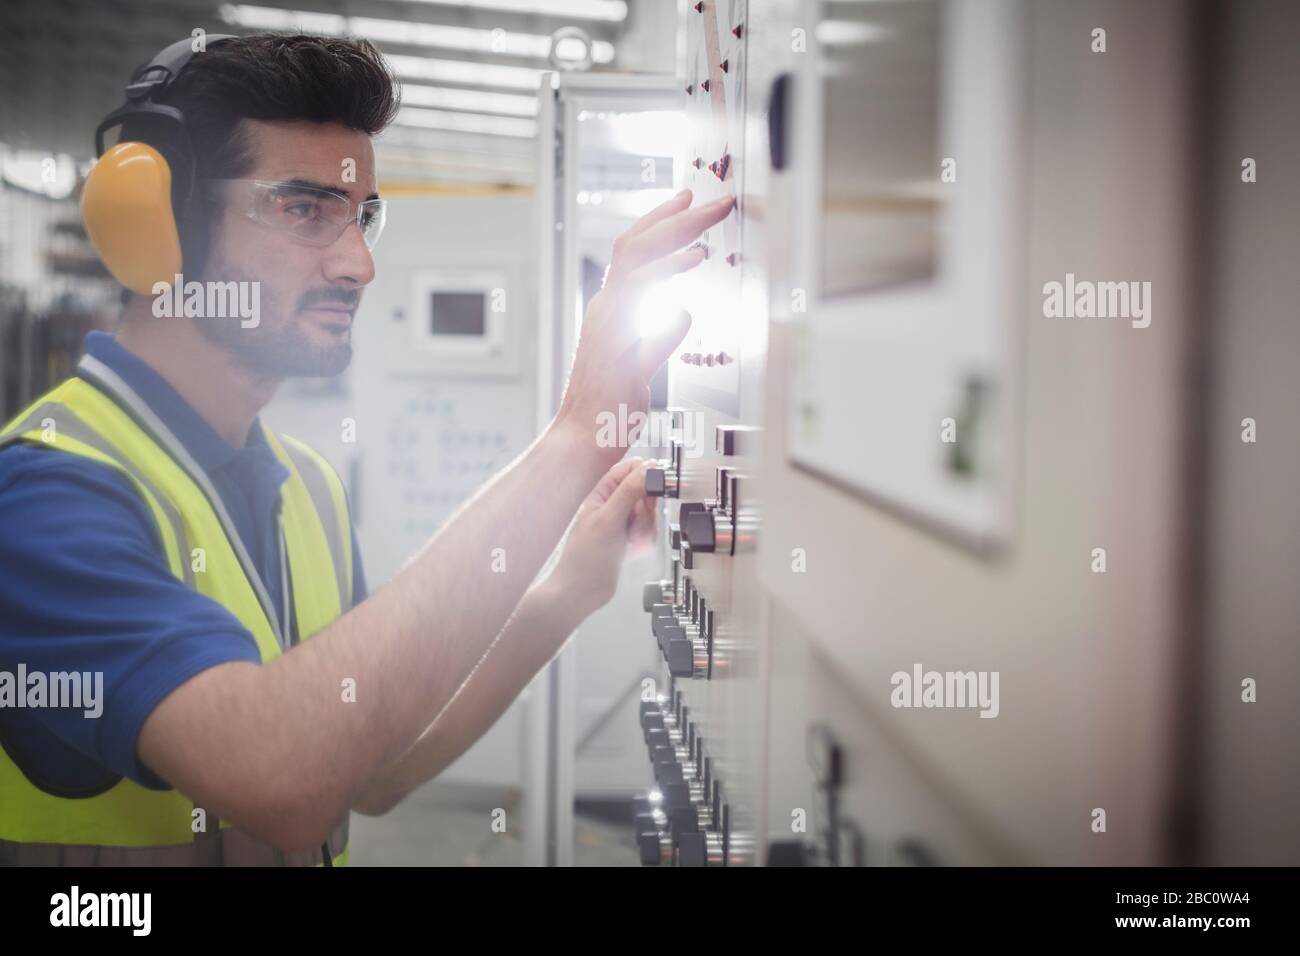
0, 353, 353, 865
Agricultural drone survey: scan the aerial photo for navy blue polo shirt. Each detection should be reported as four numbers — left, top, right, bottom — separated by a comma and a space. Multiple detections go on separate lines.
0, 331, 366, 792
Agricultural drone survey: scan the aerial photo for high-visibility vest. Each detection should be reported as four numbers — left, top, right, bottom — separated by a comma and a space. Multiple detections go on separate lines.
0, 353, 354, 865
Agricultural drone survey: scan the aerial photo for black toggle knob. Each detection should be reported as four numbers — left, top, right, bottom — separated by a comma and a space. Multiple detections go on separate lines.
767, 840, 817, 867
661, 782, 692, 811
655, 757, 684, 787
638, 828, 665, 865
665, 634, 696, 677
659, 622, 686, 654
646, 464, 679, 499
642, 582, 662, 611
682, 509, 716, 553
677, 831, 707, 867
670, 804, 700, 836
651, 605, 677, 639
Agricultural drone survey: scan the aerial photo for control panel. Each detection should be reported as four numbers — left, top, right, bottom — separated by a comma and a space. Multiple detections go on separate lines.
623, 0, 1195, 867
627, 0, 767, 866
672, 0, 750, 415
633, 692, 733, 866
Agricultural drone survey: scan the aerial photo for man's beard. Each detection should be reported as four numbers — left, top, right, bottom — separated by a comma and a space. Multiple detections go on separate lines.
195, 282, 354, 378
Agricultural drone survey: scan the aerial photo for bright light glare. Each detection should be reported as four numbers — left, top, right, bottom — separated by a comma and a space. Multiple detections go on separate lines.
635, 283, 683, 340
608, 110, 686, 157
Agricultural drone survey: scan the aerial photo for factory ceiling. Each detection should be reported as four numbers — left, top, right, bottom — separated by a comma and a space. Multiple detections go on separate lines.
0, 0, 641, 187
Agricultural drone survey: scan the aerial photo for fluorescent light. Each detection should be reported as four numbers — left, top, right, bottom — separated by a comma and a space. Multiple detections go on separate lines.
387, 53, 543, 90
395, 0, 627, 23
218, 5, 343, 33
394, 106, 537, 138
220, 6, 614, 62
355, 16, 551, 57
400, 84, 539, 117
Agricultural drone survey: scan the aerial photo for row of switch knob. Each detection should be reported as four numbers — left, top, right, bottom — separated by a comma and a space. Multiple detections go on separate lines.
644, 565, 710, 679
634, 695, 728, 866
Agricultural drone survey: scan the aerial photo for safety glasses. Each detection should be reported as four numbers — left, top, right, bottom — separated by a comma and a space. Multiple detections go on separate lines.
202, 179, 387, 250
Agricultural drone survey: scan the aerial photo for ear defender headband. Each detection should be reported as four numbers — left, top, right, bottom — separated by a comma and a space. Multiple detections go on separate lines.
82, 35, 237, 294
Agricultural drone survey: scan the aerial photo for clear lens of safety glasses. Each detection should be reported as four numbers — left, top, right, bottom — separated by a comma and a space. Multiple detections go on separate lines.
357, 198, 386, 249
206, 180, 388, 249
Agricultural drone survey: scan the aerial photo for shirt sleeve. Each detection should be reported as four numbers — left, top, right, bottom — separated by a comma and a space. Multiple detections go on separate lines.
0, 445, 263, 791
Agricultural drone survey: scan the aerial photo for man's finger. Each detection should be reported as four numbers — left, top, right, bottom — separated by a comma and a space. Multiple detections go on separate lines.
621, 189, 693, 241
600, 460, 653, 525
628, 493, 657, 541
623, 246, 708, 293
606, 195, 734, 286
591, 455, 641, 504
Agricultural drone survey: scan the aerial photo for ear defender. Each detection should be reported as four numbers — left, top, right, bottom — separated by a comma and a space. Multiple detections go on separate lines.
82, 142, 183, 295
85, 34, 237, 296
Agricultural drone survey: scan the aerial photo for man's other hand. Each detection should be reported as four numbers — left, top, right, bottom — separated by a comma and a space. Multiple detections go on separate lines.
547, 457, 658, 620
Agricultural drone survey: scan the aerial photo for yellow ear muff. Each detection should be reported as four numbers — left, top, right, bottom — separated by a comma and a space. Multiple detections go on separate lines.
82, 142, 184, 295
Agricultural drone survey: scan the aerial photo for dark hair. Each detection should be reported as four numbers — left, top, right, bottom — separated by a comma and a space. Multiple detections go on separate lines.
117, 33, 400, 280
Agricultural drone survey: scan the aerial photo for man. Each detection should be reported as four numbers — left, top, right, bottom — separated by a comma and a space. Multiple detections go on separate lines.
0, 33, 730, 864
